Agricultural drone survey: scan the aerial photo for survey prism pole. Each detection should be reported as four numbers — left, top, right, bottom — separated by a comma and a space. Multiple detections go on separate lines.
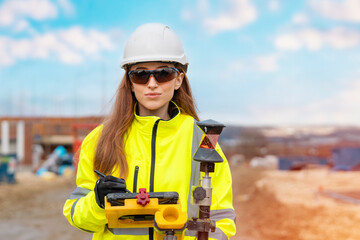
188, 119, 225, 240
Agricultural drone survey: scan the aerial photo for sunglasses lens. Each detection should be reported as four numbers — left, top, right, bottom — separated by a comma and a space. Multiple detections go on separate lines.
154, 68, 178, 83
129, 67, 179, 84
129, 70, 150, 84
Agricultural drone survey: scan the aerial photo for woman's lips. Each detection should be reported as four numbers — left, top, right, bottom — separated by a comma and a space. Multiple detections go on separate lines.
145, 93, 161, 98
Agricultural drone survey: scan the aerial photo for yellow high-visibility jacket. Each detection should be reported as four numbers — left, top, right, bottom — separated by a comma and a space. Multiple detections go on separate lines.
63, 106, 236, 240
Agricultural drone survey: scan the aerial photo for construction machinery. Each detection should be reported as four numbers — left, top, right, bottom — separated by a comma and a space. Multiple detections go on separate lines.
104, 120, 225, 240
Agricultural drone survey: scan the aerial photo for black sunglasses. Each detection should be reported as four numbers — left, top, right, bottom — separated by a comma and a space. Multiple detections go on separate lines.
128, 67, 180, 84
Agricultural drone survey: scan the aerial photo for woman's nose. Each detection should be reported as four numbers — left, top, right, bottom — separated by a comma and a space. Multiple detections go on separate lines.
147, 74, 158, 87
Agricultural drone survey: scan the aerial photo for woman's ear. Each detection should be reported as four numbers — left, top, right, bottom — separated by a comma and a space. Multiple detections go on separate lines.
175, 72, 184, 90
131, 84, 134, 92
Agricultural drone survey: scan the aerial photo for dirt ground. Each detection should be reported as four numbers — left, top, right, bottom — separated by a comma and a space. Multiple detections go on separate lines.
233, 165, 360, 240
0, 171, 89, 240
2, 165, 360, 240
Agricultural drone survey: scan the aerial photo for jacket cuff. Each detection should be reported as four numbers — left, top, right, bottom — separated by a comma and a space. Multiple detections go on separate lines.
89, 191, 107, 216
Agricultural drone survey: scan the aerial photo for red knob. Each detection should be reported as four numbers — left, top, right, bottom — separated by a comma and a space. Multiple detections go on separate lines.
136, 188, 150, 206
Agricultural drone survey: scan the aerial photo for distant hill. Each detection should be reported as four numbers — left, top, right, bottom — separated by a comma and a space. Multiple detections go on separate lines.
220, 125, 360, 143
219, 125, 245, 142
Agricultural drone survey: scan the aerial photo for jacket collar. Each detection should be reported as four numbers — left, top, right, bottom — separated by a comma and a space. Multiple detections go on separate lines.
133, 101, 181, 134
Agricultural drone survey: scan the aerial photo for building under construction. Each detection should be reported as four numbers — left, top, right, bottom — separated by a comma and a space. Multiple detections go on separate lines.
0, 117, 102, 167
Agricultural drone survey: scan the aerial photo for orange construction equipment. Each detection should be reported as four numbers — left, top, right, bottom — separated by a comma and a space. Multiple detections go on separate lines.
72, 123, 98, 172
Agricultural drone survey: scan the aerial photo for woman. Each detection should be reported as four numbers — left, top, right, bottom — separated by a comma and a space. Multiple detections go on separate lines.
63, 23, 236, 240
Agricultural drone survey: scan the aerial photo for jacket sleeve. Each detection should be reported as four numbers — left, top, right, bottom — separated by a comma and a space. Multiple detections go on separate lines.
63, 126, 108, 233
209, 144, 237, 240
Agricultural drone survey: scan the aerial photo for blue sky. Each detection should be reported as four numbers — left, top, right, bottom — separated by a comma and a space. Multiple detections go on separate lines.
1, 0, 360, 126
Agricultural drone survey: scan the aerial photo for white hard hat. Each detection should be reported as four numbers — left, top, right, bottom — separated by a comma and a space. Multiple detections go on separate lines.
121, 23, 188, 68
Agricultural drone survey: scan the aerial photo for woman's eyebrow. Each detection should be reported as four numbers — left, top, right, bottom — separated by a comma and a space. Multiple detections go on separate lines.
134, 65, 170, 70
134, 67, 147, 70
157, 65, 170, 69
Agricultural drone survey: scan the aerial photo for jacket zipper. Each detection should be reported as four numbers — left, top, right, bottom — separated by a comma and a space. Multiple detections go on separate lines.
150, 119, 160, 192
149, 119, 160, 240
133, 166, 139, 193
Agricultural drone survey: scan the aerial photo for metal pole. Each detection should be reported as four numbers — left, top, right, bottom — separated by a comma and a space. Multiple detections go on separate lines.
16, 121, 25, 162
1, 121, 10, 155
198, 170, 211, 240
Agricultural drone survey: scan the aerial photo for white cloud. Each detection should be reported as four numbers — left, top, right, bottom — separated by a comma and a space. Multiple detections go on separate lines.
182, 0, 257, 34
58, 27, 114, 55
197, 0, 209, 15
309, 0, 360, 23
0, 38, 14, 66
57, 0, 75, 16
255, 55, 279, 72
0, 26, 115, 66
292, 12, 309, 25
228, 54, 280, 74
14, 19, 29, 32
204, 0, 257, 34
274, 33, 302, 51
275, 27, 360, 51
249, 79, 360, 125
181, 9, 193, 21
0, 0, 57, 27
327, 27, 360, 48
269, 0, 280, 12
181, 0, 209, 22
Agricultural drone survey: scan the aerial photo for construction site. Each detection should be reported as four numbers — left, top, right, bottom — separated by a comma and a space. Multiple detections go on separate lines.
1, 118, 360, 239
2, 0, 360, 239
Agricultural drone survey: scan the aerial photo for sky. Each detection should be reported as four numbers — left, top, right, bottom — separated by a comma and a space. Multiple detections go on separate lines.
1, 0, 360, 126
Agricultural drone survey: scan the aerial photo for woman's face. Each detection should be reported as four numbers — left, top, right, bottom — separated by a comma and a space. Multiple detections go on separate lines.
129, 62, 184, 120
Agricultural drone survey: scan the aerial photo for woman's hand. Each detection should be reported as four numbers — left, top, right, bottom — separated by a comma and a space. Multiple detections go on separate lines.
94, 175, 127, 208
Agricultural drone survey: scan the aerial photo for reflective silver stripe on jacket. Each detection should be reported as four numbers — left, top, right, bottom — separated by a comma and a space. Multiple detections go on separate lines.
209, 227, 228, 240
185, 122, 203, 237
69, 187, 91, 221
69, 186, 91, 199
187, 121, 203, 218
108, 227, 149, 235
211, 209, 236, 222
209, 209, 237, 239
71, 198, 80, 222
69, 187, 94, 233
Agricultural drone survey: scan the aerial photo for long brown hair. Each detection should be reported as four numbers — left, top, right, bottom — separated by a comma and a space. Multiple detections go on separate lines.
94, 63, 199, 178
